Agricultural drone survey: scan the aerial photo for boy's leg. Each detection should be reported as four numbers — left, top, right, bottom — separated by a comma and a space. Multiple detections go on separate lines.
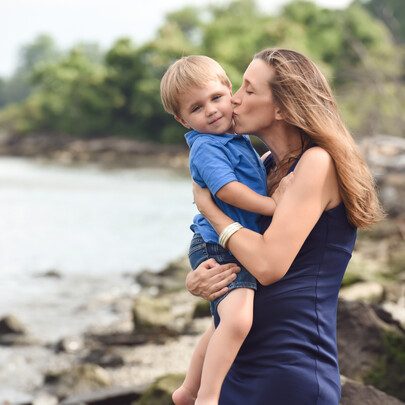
173, 320, 215, 405
196, 287, 254, 405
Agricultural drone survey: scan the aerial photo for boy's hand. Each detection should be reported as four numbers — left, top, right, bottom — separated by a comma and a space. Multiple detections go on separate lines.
272, 172, 294, 205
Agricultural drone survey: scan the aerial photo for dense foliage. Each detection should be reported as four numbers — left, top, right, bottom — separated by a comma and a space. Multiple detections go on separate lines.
0, 0, 404, 142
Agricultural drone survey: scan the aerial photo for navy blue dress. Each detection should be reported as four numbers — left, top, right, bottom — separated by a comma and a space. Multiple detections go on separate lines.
214, 154, 357, 405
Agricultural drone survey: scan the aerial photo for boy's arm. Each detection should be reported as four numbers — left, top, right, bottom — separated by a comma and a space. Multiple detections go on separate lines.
216, 173, 294, 216
216, 181, 276, 216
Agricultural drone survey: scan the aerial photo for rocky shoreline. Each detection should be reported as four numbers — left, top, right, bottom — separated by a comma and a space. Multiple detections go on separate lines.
2, 244, 405, 405
0, 132, 189, 171
1, 133, 405, 404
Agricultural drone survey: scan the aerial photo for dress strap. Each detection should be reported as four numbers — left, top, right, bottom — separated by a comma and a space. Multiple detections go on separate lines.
263, 145, 316, 175
287, 159, 300, 174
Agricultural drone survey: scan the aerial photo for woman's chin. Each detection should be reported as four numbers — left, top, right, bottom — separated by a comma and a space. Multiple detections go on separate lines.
233, 124, 242, 135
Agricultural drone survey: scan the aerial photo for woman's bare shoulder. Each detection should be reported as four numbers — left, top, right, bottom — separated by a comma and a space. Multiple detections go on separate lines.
297, 146, 335, 174
295, 146, 341, 209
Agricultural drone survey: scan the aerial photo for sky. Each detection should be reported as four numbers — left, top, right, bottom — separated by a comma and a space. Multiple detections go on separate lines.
0, 0, 352, 77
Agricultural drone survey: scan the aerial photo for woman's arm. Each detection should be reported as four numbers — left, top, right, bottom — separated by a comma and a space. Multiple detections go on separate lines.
194, 147, 340, 286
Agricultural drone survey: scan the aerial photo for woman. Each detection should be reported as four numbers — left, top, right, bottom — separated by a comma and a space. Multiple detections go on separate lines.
187, 48, 384, 405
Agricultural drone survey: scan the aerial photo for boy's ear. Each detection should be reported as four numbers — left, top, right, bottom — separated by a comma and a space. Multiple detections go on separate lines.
175, 115, 191, 129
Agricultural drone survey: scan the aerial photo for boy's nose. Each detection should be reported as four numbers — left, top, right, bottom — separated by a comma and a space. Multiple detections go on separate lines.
206, 103, 217, 116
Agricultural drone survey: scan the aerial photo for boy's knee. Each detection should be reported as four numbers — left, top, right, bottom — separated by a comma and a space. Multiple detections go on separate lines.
225, 310, 253, 340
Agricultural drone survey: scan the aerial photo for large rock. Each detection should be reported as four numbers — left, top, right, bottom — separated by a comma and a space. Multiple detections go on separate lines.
44, 364, 112, 398
339, 281, 384, 303
60, 386, 145, 405
132, 295, 175, 334
0, 315, 40, 346
192, 299, 211, 319
340, 376, 405, 405
0, 314, 27, 335
32, 391, 59, 405
55, 335, 85, 354
362, 135, 405, 173
137, 373, 185, 405
136, 256, 191, 294
81, 348, 125, 368
337, 299, 405, 401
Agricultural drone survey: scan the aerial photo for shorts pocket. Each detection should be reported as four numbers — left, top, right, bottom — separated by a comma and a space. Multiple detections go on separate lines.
188, 239, 208, 271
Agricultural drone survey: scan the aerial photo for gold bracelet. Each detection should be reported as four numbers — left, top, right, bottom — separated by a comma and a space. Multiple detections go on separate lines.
218, 222, 243, 249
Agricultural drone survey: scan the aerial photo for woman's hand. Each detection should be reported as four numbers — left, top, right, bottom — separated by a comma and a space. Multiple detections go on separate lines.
186, 258, 240, 301
192, 181, 216, 215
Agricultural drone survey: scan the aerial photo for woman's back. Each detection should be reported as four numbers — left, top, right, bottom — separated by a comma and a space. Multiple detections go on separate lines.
216, 157, 357, 405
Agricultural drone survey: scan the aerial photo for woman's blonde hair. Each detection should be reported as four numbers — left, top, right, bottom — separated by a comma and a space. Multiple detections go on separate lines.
160, 55, 231, 117
255, 48, 384, 229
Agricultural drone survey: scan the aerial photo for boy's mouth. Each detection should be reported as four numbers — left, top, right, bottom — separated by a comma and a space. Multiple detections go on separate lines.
209, 116, 223, 125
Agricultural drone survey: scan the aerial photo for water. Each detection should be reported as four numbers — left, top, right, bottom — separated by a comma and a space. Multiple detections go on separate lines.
0, 157, 197, 341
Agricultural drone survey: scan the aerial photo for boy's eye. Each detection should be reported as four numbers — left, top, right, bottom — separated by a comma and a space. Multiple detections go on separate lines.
212, 95, 222, 101
191, 105, 201, 113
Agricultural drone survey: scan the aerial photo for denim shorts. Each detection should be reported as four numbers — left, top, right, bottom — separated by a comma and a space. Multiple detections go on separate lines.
188, 233, 257, 315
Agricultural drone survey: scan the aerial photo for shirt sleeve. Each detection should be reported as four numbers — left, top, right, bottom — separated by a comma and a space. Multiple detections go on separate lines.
189, 138, 238, 196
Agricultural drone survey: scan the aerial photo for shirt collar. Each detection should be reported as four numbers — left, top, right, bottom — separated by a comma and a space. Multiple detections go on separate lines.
185, 130, 245, 147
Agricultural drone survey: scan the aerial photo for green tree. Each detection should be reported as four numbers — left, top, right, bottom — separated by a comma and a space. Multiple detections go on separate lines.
17, 34, 61, 76
1, 49, 112, 135
0, 34, 62, 108
128, 10, 201, 142
1, 0, 404, 141
357, 0, 405, 44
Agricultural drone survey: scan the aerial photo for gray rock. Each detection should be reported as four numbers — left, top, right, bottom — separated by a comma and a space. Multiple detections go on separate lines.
32, 391, 59, 405
0, 314, 27, 335
135, 256, 191, 294
137, 373, 185, 405
80, 348, 125, 368
341, 375, 405, 405
60, 386, 145, 405
35, 270, 63, 279
135, 270, 183, 292
55, 335, 84, 354
44, 364, 112, 398
339, 281, 384, 303
85, 331, 149, 346
337, 299, 405, 401
132, 295, 175, 334
192, 299, 211, 319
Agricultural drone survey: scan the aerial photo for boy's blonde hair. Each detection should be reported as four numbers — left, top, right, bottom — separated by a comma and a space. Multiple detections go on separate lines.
160, 55, 231, 117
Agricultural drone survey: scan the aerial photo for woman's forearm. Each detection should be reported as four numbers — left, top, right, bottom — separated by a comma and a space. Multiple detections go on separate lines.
200, 201, 286, 285
225, 228, 292, 285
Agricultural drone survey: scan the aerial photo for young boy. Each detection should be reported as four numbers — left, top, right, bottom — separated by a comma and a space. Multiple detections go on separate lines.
160, 56, 283, 405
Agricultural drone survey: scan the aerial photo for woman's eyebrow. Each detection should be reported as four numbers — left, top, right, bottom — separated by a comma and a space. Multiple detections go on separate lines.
244, 78, 256, 89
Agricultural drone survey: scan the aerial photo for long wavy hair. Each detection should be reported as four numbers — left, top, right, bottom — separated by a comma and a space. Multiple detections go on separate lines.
254, 48, 384, 229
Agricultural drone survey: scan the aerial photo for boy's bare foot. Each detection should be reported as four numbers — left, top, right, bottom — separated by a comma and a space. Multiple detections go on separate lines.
172, 385, 196, 405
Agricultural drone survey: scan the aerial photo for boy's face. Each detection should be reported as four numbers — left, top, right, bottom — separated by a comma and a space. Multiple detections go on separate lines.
175, 80, 233, 135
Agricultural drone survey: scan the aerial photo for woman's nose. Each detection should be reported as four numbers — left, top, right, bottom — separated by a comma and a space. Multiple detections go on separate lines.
231, 89, 241, 105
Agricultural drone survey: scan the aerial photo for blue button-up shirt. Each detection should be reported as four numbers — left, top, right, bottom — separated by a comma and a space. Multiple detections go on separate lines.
185, 130, 267, 244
